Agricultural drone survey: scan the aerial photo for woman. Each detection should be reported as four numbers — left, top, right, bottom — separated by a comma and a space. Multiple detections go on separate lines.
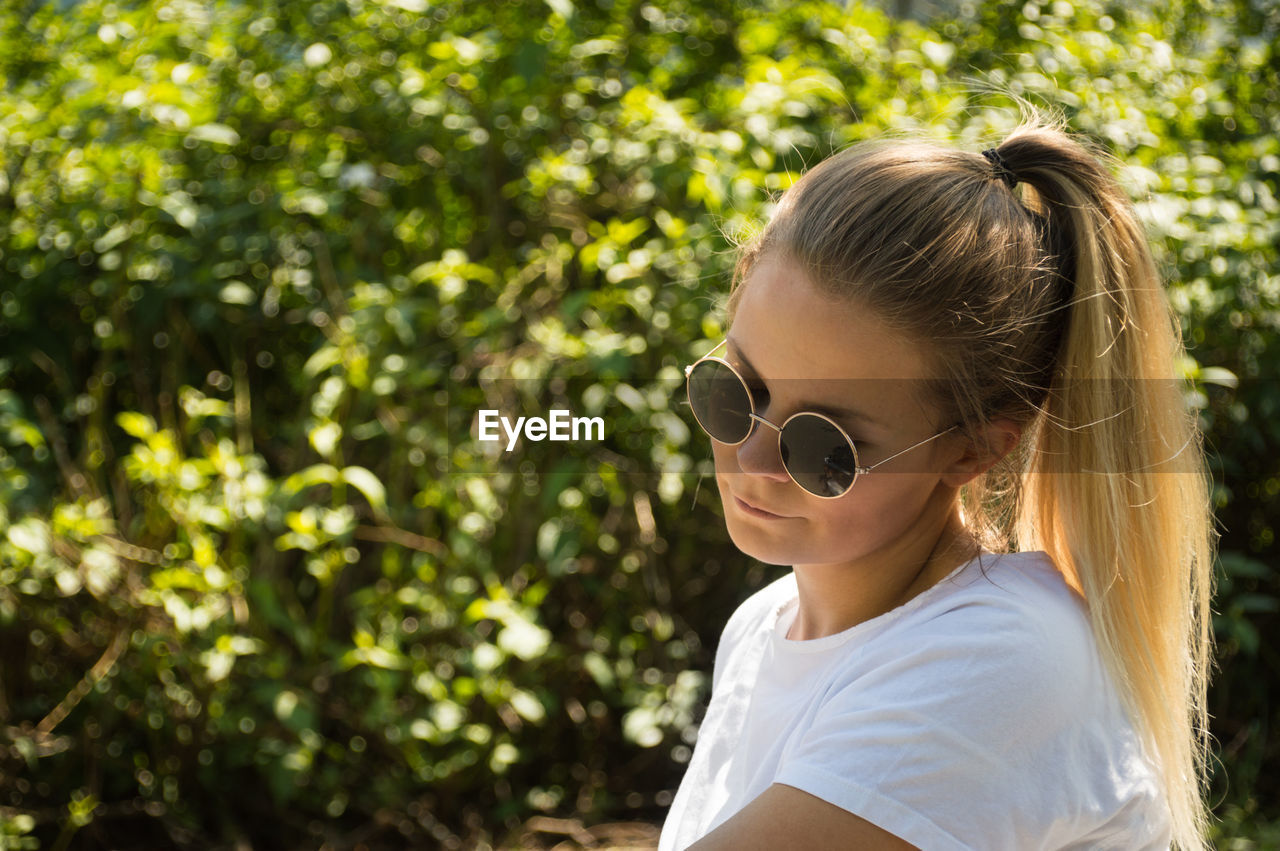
660, 118, 1215, 850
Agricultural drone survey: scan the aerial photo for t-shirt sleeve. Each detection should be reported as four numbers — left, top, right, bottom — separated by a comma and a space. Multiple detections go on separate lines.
771, 593, 1155, 851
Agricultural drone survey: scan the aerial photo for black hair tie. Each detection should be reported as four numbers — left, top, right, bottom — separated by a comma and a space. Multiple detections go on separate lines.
982, 148, 1019, 189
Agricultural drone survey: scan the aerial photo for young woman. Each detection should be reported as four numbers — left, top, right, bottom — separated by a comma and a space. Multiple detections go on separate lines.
660, 119, 1215, 850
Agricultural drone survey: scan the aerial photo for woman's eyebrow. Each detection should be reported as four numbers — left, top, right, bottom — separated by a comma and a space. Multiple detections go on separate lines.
725, 336, 884, 430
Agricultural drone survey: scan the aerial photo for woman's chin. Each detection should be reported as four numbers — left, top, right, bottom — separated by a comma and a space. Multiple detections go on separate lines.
723, 517, 800, 566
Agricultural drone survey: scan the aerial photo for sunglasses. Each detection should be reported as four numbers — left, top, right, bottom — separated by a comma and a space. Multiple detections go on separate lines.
684, 340, 956, 498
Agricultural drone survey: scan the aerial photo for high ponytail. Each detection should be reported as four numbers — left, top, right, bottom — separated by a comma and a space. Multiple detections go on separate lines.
997, 126, 1215, 850
727, 116, 1216, 849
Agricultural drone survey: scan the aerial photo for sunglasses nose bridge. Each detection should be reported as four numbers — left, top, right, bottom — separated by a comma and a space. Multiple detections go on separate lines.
748, 412, 783, 433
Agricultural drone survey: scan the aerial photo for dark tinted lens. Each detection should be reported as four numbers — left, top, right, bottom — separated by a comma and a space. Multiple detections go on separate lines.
780, 415, 858, 497
687, 359, 753, 444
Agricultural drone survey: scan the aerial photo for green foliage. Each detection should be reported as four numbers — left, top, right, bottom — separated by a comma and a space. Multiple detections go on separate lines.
0, 0, 1276, 846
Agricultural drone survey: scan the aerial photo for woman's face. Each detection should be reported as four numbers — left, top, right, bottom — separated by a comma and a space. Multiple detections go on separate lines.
712, 253, 963, 568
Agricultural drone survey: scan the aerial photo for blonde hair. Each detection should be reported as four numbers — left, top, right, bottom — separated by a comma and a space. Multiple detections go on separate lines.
726, 119, 1216, 849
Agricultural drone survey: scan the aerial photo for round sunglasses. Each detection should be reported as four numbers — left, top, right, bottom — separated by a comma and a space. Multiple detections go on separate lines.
684, 341, 956, 498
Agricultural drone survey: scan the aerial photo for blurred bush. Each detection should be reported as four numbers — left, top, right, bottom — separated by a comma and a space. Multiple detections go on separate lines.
0, 0, 1275, 847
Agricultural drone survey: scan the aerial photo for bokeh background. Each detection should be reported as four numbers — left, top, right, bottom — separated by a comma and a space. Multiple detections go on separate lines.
1, 0, 1277, 848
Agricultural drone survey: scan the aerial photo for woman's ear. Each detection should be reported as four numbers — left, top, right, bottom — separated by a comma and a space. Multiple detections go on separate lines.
939, 418, 1022, 488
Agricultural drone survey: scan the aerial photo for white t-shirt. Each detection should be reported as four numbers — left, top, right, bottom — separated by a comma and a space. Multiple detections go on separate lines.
658, 550, 1171, 851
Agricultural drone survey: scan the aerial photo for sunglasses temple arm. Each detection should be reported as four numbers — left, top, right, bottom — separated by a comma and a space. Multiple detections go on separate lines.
683, 339, 731, 377
863, 425, 959, 473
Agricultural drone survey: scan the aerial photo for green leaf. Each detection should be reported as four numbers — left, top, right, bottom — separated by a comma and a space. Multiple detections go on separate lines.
342, 466, 387, 514
282, 464, 341, 494
187, 123, 241, 147
116, 411, 157, 439
303, 347, 342, 379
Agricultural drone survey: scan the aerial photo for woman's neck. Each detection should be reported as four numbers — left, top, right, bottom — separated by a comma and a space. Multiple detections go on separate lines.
785, 493, 979, 641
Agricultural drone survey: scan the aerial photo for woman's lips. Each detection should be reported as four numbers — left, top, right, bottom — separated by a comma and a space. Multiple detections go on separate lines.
733, 495, 791, 520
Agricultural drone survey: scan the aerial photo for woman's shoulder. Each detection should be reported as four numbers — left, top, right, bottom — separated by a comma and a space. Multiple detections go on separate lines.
936, 548, 1075, 597
911, 549, 1091, 641
717, 551, 1087, 658
864, 550, 1119, 731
